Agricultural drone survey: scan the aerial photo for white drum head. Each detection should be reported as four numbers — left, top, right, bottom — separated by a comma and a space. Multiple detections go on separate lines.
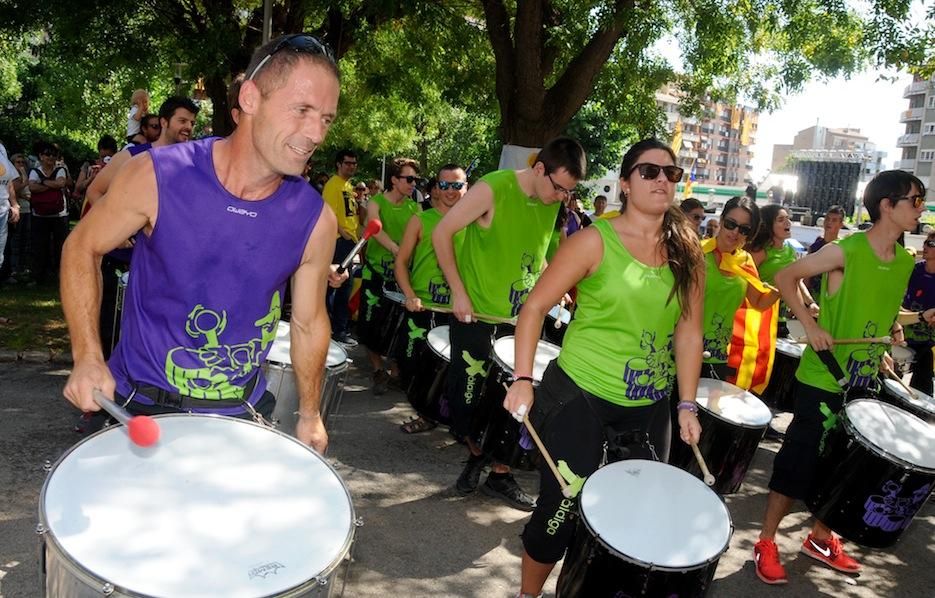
492, 336, 561, 382
383, 289, 405, 304
696, 378, 772, 427
890, 344, 915, 363
41, 416, 354, 597
882, 379, 935, 417
580, 460, 731, 569
547, 304, 571, 325
775, 338, 803, 359
427, 325, 451, 361
327, 340, 347, 368
785, 319, 805, 340
846, 399, 935, 471
266, 320, 292, 365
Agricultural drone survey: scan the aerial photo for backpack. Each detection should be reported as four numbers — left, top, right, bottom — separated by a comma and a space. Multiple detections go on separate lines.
29, 167, 66, 216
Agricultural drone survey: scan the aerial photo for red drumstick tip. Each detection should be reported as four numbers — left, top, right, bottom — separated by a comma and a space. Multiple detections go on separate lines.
127, 415, 161, 447
364, 219, 382, 238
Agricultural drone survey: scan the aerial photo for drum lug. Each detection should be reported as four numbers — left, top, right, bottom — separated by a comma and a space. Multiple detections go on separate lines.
314, 576, 329, 587
35, 523, 46, 535
101, 582, 115, 595
42, 460, 52, 473
354, 517, 364, 528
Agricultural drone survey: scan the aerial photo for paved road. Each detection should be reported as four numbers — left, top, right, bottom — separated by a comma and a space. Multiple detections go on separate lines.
2, 356, 933, 597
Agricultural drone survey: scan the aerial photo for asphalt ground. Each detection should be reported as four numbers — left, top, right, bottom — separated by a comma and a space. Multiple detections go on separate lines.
1, 353, 933, 597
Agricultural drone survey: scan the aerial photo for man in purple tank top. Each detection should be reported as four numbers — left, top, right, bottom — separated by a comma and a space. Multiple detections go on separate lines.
61, 34, 340, 453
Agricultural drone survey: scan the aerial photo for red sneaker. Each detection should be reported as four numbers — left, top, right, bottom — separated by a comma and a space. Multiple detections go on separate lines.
754, 539, 788, 585
800, 534, 862, 573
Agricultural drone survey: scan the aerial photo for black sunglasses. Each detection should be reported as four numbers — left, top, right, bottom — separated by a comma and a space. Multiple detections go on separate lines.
722, 216, 753, 237
437, 181, 465, 191
395, 175, 420, 184
893, 194, 926, 209
247, 34, 336, 81
628, 163, 684, 183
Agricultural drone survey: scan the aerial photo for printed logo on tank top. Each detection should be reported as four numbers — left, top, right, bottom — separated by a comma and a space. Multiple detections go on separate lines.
507, 252, 540, 317
163, 292, 281, 399
227, 205, 258, 218
621, 330, 675, 402
427, 275, 451, 305
702, 313, 731, 361
844, 321, 888, 388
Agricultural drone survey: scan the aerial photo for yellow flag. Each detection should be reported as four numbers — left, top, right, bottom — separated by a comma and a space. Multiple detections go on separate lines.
741, 111, 753, 145
731, 107, 741, 130
670, 120, 683, 156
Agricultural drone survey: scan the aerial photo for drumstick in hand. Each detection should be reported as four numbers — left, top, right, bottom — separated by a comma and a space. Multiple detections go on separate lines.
93, 389, 160, 447
336, 219, 382, 275
425, 303, 517, 325
793, 335, 892, 346
882, 366, 918, 400
690, 442, 716, 486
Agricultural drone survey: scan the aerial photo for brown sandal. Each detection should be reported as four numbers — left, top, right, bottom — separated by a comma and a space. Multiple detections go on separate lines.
400, 416, 437, 434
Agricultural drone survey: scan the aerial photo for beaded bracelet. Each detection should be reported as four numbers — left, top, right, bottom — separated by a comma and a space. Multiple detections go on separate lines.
676, 401, 699, 414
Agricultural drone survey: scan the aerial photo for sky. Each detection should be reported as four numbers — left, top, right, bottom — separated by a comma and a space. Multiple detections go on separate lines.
750, 69, 913, 182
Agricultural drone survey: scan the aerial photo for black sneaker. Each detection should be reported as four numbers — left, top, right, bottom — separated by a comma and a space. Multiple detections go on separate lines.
481, 473, 536, 511
333, 332, 358, 348
372, 369, 389, 396
456, 453, 489, 494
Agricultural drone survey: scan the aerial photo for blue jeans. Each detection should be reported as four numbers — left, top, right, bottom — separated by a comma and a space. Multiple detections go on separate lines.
0, 209, 8, 273
326, 237, 355, 337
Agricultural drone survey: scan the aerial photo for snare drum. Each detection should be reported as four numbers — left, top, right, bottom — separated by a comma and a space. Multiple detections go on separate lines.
39, 415, 357, 597
542, 304, 572, 346
266, 321, 349, 435
669, 379, 772, 494
758, 338, 802, 412
378, 289, 407, 357
479, 336, 561, 470
879, 378, 935, 423
406, 324, 453, 425
807, 399, 935, 548
557, 460, 732, 597
890, 344, 916, 374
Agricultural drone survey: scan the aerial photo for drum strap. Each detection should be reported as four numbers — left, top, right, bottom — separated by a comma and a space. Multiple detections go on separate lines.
816, 349, 849, 391
578, 393, 659, 464
130, 373, 260, 411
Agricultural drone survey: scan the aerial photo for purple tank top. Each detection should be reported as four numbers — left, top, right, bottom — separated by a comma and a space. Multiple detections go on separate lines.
108, 138, 323, 412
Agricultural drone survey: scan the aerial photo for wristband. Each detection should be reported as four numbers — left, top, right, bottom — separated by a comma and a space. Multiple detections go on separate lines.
511, 376, 534, 385
677, 401, 698, 414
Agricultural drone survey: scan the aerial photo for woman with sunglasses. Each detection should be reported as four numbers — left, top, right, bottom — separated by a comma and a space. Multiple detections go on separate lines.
747, 205, 818, 337
901, 231, 935, 395
358, 157, 423, 395
502, 138, 705, 598
701, 196, 781, 379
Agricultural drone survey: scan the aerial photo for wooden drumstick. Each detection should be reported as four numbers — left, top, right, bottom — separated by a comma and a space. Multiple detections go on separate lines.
553, 297, 567, 330
424, 303, 517, 325
793, 335, 892, 346
882, 365, 918, 400
690, 442, 716, 486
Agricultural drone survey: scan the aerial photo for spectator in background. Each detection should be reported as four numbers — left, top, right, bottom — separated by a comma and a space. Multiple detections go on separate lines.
680, 197, 705, 236
807, 205, 845, 296
354, 181, 368, 206
9, 153, 31, 280
140, 114, 162, 143
367, 178, 383, 198
589, 194, 607, 218
74, 135, 119, 204
28, 141, 70, 286
126, 89, 150, 144
322, 149, 360, 348
705, 218, 719, 239
902, 230, 935, 395
0, 142, 21, 288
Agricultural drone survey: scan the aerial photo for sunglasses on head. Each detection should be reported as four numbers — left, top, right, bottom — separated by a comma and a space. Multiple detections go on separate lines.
437, 181, 465, 191
893, 194, 926, 209
722, 216, 753, 237
396, 175, 419, 184
925, 240, 935, 248
247, 34, 336, 81
628, 163, 684, 183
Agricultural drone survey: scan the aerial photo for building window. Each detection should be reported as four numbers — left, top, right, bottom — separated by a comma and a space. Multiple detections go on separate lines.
921, 150, 935, 162
924, 123, 935, 135
929, 95, 935, 109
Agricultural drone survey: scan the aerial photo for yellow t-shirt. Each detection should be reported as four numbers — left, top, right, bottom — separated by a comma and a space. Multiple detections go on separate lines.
322, 175, 359, 241
598, 210, 620, 219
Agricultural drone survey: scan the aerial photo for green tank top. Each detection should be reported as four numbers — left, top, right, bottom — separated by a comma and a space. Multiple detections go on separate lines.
409, 209, 464, 305
545, 228, 561, 262
458, 169, 559, 318
558, 219, 681, 406
759, 243, 797, 321
364, 193, 422, 280
702, 251, 748, 364
796, 233, 914, 392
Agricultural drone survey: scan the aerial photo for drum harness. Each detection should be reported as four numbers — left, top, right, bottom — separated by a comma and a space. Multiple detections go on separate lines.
578, 393, 660, 466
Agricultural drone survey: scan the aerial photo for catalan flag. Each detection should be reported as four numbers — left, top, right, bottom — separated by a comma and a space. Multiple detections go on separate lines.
701, 238, 778, 393
670, 119, 683, 156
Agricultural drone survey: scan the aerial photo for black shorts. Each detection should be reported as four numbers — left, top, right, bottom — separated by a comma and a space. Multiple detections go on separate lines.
395, 309, 443, 386
356, 267, 389, 353
768, 380, 844, 500
521, 361, 671, 564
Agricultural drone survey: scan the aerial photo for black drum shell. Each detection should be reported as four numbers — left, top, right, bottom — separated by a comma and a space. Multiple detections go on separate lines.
757, 349, 799, 412
405, 334, 452, 425
477, 359, 539, 471
807, 411, 935, 549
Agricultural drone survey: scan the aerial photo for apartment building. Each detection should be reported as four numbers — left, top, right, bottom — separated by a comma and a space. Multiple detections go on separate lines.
898, 74, 935, 203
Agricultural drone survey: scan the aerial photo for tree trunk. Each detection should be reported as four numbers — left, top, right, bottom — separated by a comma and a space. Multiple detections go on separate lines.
206, 73, 233, 137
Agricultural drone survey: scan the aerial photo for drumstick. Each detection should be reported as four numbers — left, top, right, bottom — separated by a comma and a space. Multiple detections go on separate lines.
424, 303, 517, 325
690, 442, 716, 486
93, 389, 160, 447
882, 365, 918, 400
702, 350, 712, 359
553, 297, 567, 330
336, 219, 382, 275
793, 335, 892, 346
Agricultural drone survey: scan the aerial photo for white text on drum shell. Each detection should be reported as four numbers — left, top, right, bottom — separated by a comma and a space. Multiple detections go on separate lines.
227, 205, 258, 218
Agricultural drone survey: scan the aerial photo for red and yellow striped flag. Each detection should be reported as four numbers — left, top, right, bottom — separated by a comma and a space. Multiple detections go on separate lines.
701, 239, 778, 393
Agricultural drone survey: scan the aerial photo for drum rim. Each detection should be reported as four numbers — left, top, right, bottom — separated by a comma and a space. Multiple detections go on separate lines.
382, 288, 406, 303
844, 399, 935, 474
697, 379, 772, 429
491, 336, 560, 384
577, 460, 734, 571
881, 379, 935, 415
426, 325, 452, 362
38, 413, 357, 597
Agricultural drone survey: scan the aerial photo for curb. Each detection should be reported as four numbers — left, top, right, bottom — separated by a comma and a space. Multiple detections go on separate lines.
0, 349, 74, 366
